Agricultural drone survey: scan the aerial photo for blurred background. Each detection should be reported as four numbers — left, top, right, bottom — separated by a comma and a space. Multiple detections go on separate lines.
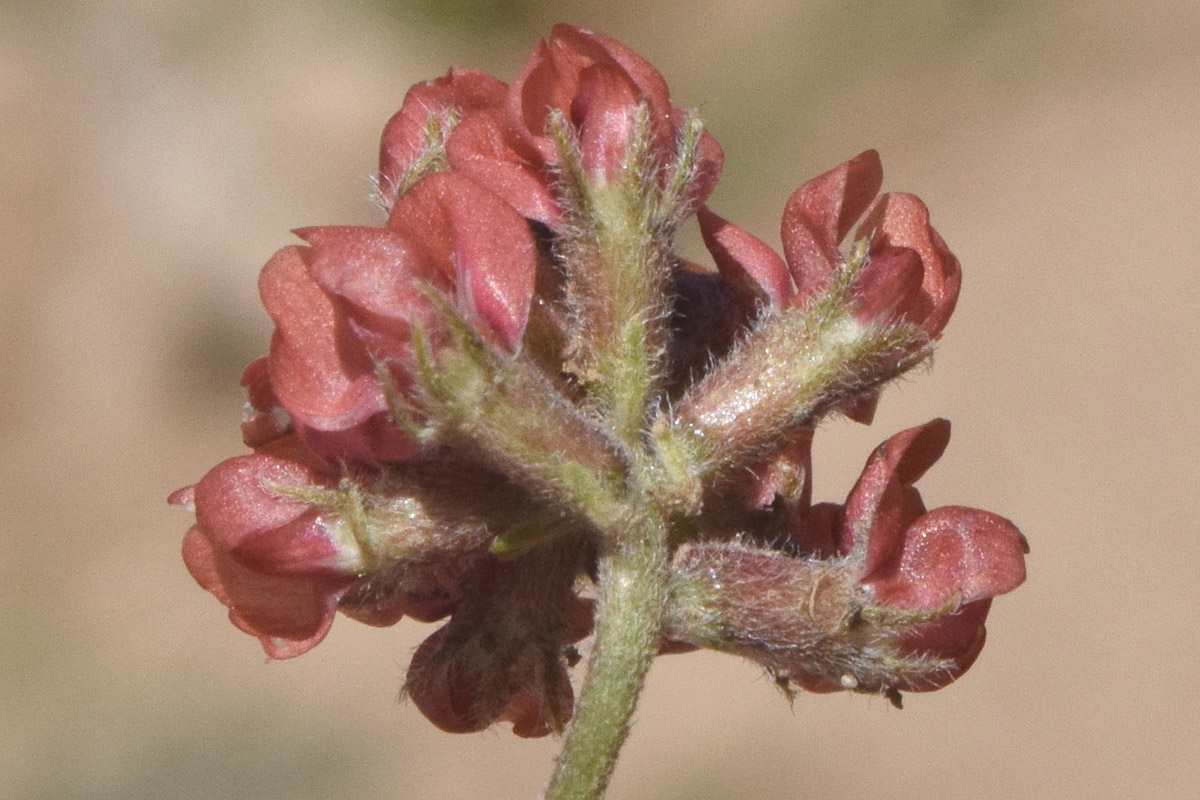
3, 1, 1197, 798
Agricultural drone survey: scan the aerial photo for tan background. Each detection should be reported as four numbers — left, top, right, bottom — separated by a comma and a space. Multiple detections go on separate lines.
3, 1, 1196, 798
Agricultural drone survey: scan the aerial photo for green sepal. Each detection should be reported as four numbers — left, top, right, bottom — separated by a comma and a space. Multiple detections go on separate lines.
489, 518, 562, 558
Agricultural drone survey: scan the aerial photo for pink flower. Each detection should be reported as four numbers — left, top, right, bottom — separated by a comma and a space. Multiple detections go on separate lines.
173, 432, 507, 658
255, 246, 415, 466
258, 171, 537, 466
174, 25, 1026, 746
172, 436, 365, 658
510, 25, 674, 168
664, 420, 1026, 698
698, 150, 960, 338
791, 419, 1028, 692
443, 25, 723, 226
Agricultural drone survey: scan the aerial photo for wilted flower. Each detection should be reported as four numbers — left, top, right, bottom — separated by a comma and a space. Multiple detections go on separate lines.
405, 547, 594, 738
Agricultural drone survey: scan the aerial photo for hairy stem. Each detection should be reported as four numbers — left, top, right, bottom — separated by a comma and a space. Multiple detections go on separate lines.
677, 310, 928, 478
409, 314, 629, 527
549, 107, 672, 448
658, 251, 932, 495
544, 508, 669, 800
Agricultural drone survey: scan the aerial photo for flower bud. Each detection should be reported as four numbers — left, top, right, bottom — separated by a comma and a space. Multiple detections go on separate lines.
258, 245, 417, 466
507, 25, 722, 202
172, 436, 364, 658
511, 26, 670, 172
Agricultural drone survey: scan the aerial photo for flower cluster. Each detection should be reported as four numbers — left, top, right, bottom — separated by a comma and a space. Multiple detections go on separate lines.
173, 24, 1026, 742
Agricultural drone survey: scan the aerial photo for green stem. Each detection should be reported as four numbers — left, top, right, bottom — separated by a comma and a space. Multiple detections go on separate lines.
544, 511, 669, 800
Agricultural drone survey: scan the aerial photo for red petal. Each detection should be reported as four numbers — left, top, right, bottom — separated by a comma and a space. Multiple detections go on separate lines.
509, 38, 585, 162
240, 357, 291, 448
839, 391, 880, 425
229, 511, 351, 576
193, 450, 358, 576
294, 224, 450, 460
787, 669, 844, 694
790, 501, 841, 560
572, 62, 640, 180
183, 525, 225, 600
339, 589, 452, 627
698, 205, 794, 310
337, 593, 410, 628
446, 109, 561, 225
339, 556, 474, 627
240, 357, 276, 417
551, 25, 672, 126
733, 428, 814, 510
867, 507, 1028, 611
552, 25, 674, 154
251, 271, 414, 465
511, 25, 676, 163
781, 150, 883, 300
193, 453, 326, 550
259, 245, 385, 434
377, 68, 507, 203
860, 192, 962, 338
503, 676, 573, 738
183, 525, 347, 659
852, 245, 924, 326
894, 599, 991, 691
297, 225, 439, 361
388, 173, 537, 351
841, 419, 951, 569
294, 413, 417, 466
406, 627, 491, 734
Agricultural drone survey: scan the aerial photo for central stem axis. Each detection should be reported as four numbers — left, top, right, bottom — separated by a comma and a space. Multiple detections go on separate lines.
545, 507, 670, 800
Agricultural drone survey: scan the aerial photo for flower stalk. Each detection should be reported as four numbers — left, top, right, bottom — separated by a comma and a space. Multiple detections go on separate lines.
546, 509, 670, 800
